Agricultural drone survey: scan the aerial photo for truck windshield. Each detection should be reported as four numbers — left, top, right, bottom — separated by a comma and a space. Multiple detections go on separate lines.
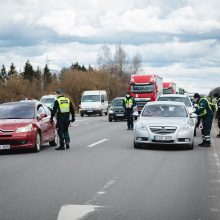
131, 84, 155, 93
82, 95, 100, 102
163, 88, 173, 94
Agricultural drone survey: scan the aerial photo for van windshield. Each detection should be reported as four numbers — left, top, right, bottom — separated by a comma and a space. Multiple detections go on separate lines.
82, 95, 100, 102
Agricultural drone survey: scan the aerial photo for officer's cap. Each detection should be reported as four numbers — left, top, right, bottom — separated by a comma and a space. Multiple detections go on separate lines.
194, 93, 200, 99
55, 88, 63, 95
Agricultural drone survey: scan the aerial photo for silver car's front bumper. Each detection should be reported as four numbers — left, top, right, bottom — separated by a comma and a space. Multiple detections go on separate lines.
134, 128, 194, 145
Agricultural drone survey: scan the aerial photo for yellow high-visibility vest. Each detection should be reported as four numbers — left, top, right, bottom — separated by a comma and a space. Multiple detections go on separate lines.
57, 97, 70, 113
124, 98, 133, 109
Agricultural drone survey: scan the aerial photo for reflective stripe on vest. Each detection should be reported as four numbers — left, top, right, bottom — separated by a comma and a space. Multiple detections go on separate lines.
198, 97, 212, 117
57, 97, 70, 113
124, 98, 133, 108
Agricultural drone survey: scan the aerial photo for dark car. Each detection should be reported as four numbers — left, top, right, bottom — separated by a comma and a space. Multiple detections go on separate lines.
0, 100, 57, 152
108, 97, 126, 122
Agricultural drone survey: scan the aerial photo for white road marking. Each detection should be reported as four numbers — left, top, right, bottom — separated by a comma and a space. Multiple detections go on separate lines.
57, 205, 101, 220
87, 139, 108, 148
209, 208, 220, 212
103, 180, 116, 189
97, 191, 106, 194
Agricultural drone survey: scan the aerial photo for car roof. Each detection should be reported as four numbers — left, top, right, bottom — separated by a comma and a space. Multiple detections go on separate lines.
41, 95, 57, 98
146, 101, 186, 106
0, 100, 41, 107
159, 94, 188, 98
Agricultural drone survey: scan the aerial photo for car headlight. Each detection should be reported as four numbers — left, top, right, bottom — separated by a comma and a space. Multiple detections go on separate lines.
16, 124, 33, 133
109, 110, 114, 114
179, 124, 191, 132
136, 122, 148, 131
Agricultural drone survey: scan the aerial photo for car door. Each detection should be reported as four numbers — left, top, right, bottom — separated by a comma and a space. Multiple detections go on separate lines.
36, 104, 49, 143
43, 105, 55, 141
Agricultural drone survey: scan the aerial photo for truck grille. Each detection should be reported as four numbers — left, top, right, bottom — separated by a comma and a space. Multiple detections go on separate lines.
150, 126, 177, 134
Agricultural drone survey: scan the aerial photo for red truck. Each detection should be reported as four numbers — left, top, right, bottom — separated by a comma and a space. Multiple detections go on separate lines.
163, 82, 177, 94
128, 74, 163, 113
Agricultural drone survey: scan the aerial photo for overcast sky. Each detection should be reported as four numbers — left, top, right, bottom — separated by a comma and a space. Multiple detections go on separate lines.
0, 0, 220, 94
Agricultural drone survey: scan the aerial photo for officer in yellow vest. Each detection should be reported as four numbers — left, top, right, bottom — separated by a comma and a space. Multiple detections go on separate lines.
194, 93, 214, 147
50, 89, 75, 150
123, 92, 135, 130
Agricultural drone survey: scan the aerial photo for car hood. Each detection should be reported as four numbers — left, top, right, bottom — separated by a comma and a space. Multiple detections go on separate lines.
0, 119, 35, 131
138, 117, 191, 127
110, 106, 124, 111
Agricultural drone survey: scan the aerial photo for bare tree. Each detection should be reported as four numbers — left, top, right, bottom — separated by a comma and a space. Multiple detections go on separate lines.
114, 43, 127, 76
130, 52, 142, 75
97, 44, 113, 71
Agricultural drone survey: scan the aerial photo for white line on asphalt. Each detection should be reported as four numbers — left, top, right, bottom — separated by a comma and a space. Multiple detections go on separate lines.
97, 191, 106, 194
209, 208, 220, 212
87, 139, 108, 148
57, 205, 101, 220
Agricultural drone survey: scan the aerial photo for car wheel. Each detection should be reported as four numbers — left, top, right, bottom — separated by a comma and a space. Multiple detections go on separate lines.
105, 111, 107, 116
49, 137, 57, 147
99, 110, 103, 116
188, 142, 194, 150
134, 141, 140, 149
109, 117, 112, 122
34, 132, 41, 152
80, 112, 84, 117
194, 127, 196, 137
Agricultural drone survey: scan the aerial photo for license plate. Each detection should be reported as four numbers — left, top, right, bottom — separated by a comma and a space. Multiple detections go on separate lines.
87, 110, 93, 112
116, 114, 124, 116
0, 145, 10, 150
154, 135, 172, 141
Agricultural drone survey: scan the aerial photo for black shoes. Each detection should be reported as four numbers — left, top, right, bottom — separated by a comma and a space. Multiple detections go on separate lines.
198, 141, 205, 146
66, 144, 70, 149
198, 142, 211, 147
55, 146, 65, 150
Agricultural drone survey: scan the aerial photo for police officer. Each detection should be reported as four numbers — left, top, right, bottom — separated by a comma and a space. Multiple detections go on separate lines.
50, 89, 75, 150
123, 92, 135, 130
194, 93, 214, 147
214, 93, 220, 137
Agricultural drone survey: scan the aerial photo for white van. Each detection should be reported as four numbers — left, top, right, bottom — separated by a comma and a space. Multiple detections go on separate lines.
79, 90, 108, 117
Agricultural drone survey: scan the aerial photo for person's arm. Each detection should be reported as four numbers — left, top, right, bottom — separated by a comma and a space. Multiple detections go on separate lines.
50, 100, 59, 120
70, 101, 75, 121
194, 99, 207, 116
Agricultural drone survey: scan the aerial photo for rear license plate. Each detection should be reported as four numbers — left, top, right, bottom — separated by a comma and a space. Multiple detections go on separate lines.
87, 110, 93, 112
0, 145, 10, 150
154, 135, 172, 141
116, 114, 124, 116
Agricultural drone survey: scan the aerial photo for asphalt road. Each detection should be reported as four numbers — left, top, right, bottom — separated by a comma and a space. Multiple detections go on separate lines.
0, 116, 220, 220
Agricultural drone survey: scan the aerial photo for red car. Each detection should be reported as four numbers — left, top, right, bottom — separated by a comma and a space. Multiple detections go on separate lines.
0, 100, 57, 152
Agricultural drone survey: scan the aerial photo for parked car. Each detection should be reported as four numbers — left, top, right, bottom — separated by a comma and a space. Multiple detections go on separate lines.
134, 101, 195, 149
0, 100, 57, 152
157, 94, 198, 135
40, 94, 57, 110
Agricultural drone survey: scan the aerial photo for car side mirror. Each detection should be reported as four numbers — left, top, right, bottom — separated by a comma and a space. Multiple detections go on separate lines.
190, 113, 197, 118
38, 113, 47, 121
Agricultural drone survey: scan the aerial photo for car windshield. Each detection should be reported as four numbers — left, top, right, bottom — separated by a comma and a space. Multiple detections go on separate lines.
131, 84, 155, 93
112, 99, 123, 106
40, 98, 55, 104
82, 95, 100, 102
157, 96, 192, 107
142, 104, 188, 117
0, 105, 35, 119
163, 88, 173, 94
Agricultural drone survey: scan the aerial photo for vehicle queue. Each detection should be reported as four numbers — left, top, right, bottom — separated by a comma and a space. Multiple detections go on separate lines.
0, 85, 219, 152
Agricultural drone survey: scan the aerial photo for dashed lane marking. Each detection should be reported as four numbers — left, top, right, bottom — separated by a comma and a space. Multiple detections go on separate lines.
87, 139, 108, 148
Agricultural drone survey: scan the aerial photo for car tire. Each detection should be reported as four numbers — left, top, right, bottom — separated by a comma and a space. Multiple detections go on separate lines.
188, 142, 194, 150
134, 141, 140, 149
105, 111, 107, 116
109, 117, 112, 122
194, 127, 196, 137
49, 139, 57, 147
99, 110, 103, 116
80, 112, 84, 117
34, 132, 41, 152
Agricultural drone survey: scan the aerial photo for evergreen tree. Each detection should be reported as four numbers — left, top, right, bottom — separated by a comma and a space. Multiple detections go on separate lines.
0, 64, 7, 81
8, 63, 17, 78
43, 64, 52, 84
23, 60, 35, 81
81, 65, 87, 72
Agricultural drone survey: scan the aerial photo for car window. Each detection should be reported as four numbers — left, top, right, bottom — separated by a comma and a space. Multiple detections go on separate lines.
112, 99, 123, 106
157, 96, 192, 107
37, 105, 46, 116
40, 97, 56, 104
142, 104, 187, 117
0, 105, 35, 119
82, 95, 100, 102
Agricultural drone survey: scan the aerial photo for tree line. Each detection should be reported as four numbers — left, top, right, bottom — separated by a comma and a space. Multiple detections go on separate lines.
0, 44, 143, 108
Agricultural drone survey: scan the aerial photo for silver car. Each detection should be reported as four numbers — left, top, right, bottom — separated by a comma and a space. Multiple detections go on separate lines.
134, 101, 195, 149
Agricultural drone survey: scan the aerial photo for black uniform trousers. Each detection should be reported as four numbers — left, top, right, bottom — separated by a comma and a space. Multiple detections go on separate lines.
201, 115, 213, 143
125, 109, 133, 129
56, 113, 70, 147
